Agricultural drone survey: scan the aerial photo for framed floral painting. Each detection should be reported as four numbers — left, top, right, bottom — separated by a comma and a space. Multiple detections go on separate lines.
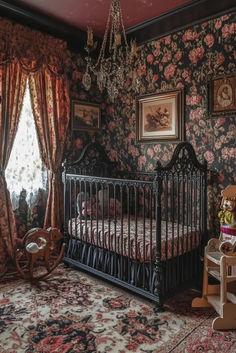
72, 100, 101, 131
209, 74, 236, 117
136, 89, 184, 143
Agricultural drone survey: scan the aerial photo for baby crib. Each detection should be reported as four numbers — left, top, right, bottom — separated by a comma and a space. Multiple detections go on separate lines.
63, 141, 207, 309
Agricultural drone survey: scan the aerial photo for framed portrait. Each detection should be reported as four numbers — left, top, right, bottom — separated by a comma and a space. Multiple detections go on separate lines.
209, 74, 236, 117
71, 100, 101, 131
136, 89, 184, 143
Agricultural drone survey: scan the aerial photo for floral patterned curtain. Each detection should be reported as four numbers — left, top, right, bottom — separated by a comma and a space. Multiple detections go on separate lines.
29, 68, 70, 229
0, 18, 71, 277
0, 60, 27, 275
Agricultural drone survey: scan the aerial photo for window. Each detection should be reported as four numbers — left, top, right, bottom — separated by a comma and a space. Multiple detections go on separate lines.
6, 81, 47, 236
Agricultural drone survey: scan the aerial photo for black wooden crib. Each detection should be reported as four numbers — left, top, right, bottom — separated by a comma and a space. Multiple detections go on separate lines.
63, 141, 207, 309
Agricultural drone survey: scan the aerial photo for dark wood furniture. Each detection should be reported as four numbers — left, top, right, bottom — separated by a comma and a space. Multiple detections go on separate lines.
63, 141, 207, 309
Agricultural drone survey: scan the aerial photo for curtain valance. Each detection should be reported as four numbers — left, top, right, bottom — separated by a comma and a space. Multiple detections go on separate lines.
0, 18, 70, 75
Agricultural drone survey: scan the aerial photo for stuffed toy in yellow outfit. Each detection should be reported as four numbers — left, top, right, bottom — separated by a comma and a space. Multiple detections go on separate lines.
218, 185, 236, 225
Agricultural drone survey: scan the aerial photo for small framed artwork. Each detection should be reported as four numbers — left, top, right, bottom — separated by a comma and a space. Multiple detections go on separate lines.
71, 100, 101, 131
209, 74, 236, 117
136, 89, 184, 143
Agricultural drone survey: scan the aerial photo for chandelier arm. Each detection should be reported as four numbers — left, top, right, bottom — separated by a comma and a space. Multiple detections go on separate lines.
119, 2, 129, 48
83, 0, 135, 100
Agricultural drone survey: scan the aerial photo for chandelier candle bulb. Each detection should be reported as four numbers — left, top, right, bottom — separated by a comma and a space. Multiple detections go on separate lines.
115, 33, 121, 46
131, 40, 137, 56
87, 27, 93, 46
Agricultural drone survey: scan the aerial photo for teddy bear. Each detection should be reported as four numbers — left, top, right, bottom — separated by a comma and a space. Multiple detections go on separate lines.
218, 185, 236, 225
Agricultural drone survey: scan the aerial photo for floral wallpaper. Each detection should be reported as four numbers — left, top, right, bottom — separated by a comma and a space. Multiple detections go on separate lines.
68, 12, 236, 234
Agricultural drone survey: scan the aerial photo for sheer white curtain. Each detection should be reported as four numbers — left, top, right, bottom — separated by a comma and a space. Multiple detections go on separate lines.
5, 81, 47, 235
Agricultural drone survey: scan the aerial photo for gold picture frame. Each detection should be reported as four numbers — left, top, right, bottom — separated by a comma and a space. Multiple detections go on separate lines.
209, 74, 236, 117
72, 100, 101, 131
136, 89, 184, 143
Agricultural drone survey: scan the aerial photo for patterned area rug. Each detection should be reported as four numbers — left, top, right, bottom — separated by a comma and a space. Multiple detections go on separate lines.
0, 265, 235, 353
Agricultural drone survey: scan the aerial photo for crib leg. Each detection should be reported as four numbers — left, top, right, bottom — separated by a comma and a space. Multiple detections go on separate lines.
153, 303, 165, 313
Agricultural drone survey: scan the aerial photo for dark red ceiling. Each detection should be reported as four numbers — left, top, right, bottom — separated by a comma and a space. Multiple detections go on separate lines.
13, 0, 195, 36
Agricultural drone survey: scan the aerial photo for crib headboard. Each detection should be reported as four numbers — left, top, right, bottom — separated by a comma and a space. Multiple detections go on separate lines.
64, 141, 116, 177
155, 142, 207, 175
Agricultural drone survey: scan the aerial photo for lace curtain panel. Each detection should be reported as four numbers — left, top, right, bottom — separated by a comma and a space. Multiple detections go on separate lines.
5, 82, 47, 237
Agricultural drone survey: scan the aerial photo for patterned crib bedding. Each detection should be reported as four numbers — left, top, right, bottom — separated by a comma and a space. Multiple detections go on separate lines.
68, 216, 199, 262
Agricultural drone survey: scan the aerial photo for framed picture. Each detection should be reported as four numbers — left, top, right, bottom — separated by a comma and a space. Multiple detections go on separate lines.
209, 74, 236, 117
71, 100, 101, 131
136, 89, 184, 143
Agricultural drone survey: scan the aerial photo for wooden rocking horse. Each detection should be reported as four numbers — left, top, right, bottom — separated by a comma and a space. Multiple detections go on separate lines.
15, 227, 65, 280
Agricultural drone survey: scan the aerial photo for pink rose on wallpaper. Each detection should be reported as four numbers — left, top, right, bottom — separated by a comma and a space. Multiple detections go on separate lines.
139, 65, 146, 76
175, 50, 183, 61
162, 50, 171, 63
216, 117, 226, 127
154, 145, 161, 153
155, 40, 161, 50
215, 18, 222, 30
204, 34, 215, 48
215, 141, 222, 150
193, 124, 199, 133
147, 54, 154, 64
220, 135, 227, 143
164, 64, 176, 80
218, 173, 225, 182
204, 150, 215, 164
128, 144, 139, 157
189, 47, 205, 64
215, 54, 225, 67
189, 107, 204, 121
182, 29, 199, 42
186, 95, 202, 106
176, 82, 184, 89
138, 155, 146, 170
222, 23, 236, 39
109, 149, 118, 161
126, 131, 135, 144
221, 148, 229, 160
221, 15, 229, 21
152, 74, 159, 83
222, 147, 236, 160
153, 49, 160, 57
182, 70, 192, 83
199, 119, 206, 127
74, 138, 83, 149
108, 121, 116, 132
147, 148, 154, 159
162, 152, 172, 162
163, 35, 171, 45
201, 22, 208, 29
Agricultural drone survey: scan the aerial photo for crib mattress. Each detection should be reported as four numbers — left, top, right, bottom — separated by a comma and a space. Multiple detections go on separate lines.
68, 217, 199, 262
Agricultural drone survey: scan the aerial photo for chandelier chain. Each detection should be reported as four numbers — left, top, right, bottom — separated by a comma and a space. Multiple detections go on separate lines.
82, 0, 140, 101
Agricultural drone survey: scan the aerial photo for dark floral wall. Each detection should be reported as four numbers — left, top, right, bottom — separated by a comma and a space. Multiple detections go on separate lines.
68, 12, 236, 233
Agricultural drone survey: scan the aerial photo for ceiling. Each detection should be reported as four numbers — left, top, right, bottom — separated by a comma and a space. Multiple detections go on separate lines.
12, 0, 194, 37
1, 0, 235, 50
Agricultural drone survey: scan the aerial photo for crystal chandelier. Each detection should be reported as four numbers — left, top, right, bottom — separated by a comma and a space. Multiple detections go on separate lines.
82, 0, 137, 102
